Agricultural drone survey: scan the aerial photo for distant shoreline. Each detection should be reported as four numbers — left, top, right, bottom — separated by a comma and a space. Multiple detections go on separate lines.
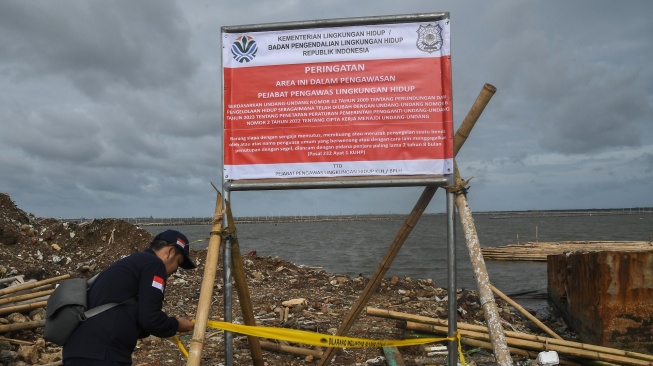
62, 208, 653, 226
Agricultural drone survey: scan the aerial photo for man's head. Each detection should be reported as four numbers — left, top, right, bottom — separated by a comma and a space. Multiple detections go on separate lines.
150, 230, 197, 275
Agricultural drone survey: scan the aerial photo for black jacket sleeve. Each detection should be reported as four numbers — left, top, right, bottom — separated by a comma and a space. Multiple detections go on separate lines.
136, 261, 179, 338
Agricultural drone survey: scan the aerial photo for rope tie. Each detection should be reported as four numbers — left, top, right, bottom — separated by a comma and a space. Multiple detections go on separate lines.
445, 177, 473, 196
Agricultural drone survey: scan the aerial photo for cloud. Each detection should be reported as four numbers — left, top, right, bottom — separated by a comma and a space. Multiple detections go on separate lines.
0, 0, 651, 218
0, 1, 199, 97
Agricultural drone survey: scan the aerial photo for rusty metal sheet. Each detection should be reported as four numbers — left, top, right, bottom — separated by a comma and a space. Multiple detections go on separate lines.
547, 250, 653, 353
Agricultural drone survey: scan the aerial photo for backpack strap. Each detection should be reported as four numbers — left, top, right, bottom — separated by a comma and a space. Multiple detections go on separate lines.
77, 298, 137, 321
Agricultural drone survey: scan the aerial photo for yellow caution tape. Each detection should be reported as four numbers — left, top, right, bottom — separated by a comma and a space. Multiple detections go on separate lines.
207, 320, 447, 348
174, 321, 466, 365
172, 335, 188, 357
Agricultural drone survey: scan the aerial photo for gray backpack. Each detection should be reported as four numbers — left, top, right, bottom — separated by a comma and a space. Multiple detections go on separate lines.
43, 277, 135, 346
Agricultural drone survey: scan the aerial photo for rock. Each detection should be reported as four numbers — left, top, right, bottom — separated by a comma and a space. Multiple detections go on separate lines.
7, 313, 28, 324
282, 298, 307, 307
17, 345, 39, 364
0, 350, 18, 363
29, 308, 46, 322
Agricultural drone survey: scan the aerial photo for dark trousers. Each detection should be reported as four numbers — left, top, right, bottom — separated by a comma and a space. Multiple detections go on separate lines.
64, 358, 131, 366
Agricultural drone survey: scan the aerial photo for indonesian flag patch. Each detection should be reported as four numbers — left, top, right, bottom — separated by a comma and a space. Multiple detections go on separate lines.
152, 275, 164, 292
176, 238, 187, 249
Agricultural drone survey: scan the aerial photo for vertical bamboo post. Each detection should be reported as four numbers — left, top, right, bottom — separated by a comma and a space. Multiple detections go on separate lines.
317, 83, 497, 366
225, 200, 264, 366
453, 163, 513, 365
186, 191, 224, 366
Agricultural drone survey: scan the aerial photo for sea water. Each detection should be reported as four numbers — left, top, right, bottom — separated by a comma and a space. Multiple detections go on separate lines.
144, 213, 653, 310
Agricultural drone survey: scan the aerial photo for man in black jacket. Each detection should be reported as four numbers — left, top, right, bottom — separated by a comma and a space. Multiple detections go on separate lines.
63, 230, 197, 365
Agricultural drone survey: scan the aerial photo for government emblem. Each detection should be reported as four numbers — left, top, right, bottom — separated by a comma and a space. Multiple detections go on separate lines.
416, 24, 443, 53
231, 35, 258, 63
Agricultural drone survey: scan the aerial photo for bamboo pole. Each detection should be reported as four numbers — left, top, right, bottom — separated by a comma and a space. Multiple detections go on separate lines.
0, 276, 23, 285
490, 284, 562, 340
453, 162, 512, 365
383, 346, 406, 366
456, 338, 583, 366
366, 307, 653, 364
0, 274, 69, 297
0, 296, 50, 308
457, 336, 539, 360
0, 319, 45, 333
0, 289, 54, 306
258, 340, 323, 357
225, 200, 264, 366
482, 241, 653, 261
186, 191, 224, 366
317, 83, 497, 366
0, 301, 47, 315
404, 321, 653, 366
0, 336, 34, 345
35, 362, 63, 366
0, 295, 50, 309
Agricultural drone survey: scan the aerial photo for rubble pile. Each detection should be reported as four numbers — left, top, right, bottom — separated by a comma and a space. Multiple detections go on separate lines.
1, 193, 569, 365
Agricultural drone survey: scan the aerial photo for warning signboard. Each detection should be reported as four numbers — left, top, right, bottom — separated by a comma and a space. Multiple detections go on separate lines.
222, 14, 452, 180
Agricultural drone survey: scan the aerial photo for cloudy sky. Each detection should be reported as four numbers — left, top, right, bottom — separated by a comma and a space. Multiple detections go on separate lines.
1, 1, 651, 219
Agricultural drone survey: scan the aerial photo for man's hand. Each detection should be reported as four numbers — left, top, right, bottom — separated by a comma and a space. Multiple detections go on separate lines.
176, 316, 195, 333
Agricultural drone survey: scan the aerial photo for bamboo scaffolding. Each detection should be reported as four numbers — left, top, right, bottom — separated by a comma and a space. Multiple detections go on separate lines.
187, 191, 224, 366
482, 241, 653, 261
365, 307, 653, 364
0, 319, 45, 333
0, 274, 69, 297
317, 83, 497, 366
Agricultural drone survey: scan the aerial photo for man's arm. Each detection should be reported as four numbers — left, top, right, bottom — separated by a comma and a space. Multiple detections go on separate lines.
136, 262, 181, 337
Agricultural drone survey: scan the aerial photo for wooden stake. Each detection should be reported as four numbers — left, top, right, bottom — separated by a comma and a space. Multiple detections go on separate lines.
186, 191, 224, 366
317, 83, 497, 366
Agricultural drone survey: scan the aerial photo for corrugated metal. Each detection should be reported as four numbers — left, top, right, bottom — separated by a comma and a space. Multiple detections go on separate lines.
547, 250, 653, 353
